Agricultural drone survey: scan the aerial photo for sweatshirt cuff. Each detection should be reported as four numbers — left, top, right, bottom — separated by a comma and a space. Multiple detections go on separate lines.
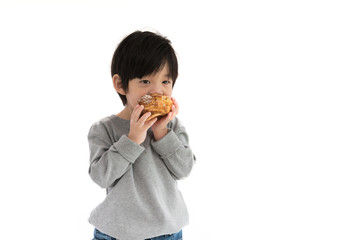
114, 135, 145, 163
151, 129, 182, 158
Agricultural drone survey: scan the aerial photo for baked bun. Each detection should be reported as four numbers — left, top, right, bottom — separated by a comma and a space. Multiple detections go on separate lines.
138, 93, 173, 121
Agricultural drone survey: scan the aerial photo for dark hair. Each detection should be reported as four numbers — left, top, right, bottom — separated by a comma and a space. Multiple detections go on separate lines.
111, 31, 178, 105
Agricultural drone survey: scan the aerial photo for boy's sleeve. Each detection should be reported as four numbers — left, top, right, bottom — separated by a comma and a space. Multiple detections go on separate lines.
88, 122, 145, 188
151, 118, 196, 180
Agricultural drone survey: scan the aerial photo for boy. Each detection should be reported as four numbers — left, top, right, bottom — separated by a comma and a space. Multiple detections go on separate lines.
88, 30, 195, 240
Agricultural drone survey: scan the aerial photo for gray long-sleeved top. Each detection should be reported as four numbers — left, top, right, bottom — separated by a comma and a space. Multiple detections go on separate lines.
88, 115, 195, 240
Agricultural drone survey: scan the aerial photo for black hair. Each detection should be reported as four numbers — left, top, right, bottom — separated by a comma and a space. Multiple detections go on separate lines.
111, 31, 178, 105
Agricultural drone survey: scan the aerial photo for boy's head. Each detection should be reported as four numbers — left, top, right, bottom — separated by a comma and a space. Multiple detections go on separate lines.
111, 31, 178, 106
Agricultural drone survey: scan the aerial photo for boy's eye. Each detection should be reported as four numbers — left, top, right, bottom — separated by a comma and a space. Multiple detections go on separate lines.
141, 80, 150, 84
163, 80, 172, 84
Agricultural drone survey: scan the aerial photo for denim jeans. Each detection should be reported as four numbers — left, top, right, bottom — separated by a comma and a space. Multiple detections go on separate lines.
93, 228, 183, 240
93, 228, 116, 240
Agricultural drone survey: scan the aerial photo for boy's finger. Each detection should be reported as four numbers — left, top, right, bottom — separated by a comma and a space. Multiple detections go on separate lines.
146, 117, 158, 127
168, 105, 177, 120
139, 111, 152, 124
131, 104, 144, 121
171, 97, 177, 106
171, 98, 179, 114
168, 111, 173, 121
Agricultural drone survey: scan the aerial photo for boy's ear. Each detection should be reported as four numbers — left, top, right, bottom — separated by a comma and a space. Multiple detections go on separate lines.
112, 74, 126, 95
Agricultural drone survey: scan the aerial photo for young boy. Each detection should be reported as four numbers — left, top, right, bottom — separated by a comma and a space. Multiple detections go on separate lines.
88, 31, 195, 240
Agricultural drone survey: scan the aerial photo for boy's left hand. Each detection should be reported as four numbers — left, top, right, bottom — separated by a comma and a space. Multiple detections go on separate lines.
151, 97, 179, 141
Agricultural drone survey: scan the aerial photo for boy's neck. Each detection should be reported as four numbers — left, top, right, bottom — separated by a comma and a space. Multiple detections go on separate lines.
116, 106, 132, 120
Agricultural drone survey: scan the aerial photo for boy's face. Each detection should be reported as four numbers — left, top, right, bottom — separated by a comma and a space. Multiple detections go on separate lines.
116, 62, 173, 116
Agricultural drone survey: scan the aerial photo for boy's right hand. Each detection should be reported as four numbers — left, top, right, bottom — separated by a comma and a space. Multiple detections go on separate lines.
128, 104, 157, 144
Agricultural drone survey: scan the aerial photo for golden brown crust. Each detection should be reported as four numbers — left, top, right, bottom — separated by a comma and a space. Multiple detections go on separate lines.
138, 93, 173, 121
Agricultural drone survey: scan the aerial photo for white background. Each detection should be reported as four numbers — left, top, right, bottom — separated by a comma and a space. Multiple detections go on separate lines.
0, 0, 359, 239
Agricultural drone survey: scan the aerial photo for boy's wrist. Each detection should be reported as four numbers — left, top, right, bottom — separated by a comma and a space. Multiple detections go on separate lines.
128, 132, 143, 145
153, 128, 169, 141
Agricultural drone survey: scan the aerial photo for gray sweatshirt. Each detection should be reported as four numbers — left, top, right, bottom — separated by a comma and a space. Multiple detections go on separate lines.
88, 115, 195, 240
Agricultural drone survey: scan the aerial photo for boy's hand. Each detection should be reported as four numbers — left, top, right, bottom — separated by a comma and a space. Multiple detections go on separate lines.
152, 97, 179, 141
128, 104, 157, 144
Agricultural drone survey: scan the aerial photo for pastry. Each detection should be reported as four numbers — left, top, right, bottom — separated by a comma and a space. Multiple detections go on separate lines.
138, 93, 173, 121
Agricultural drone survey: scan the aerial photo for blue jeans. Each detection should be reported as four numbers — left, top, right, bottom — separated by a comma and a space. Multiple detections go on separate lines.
93, 229, 116, 240
93, 228, 183, 240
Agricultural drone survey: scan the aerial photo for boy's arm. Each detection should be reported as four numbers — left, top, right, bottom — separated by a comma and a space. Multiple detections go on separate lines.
151, 119, 196, 180
88, 122, 145, 188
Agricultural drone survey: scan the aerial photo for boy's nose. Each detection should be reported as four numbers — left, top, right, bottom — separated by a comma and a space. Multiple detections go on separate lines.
149, 85, 163, 95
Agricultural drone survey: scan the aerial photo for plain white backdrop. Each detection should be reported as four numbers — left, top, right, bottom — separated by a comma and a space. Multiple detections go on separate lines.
0, 0, 359, 239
